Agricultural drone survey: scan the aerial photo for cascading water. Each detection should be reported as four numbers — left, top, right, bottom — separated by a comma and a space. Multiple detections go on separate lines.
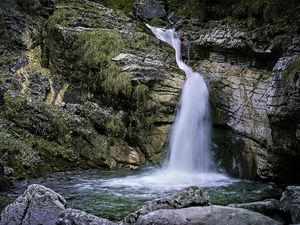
64, 25, 233, 210
146, 24, 214, 173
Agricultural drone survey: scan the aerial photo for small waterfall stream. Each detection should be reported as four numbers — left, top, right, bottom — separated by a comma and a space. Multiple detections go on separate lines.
146, 25, 214, 173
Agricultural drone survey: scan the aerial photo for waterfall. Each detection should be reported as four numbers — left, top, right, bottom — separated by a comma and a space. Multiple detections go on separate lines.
147, 24, 214, 173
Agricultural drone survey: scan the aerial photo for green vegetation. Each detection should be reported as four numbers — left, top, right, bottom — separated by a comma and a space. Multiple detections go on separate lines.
0, 76, 5, 84
16, 0, 41, 14
104, 0, 136, 14
128, 32, 149, 50
102, 67, 132, 96
47, 7, 79, 32
76, 29, 125, 67
133, 84, 149, 105
166, 0, 300, 26
106, 115, 126, 137
0, 0, 5, 8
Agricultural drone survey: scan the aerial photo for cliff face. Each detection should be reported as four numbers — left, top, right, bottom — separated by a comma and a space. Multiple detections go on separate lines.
0, 0, 299, 182
168, 0, 300, 182
0, 0, 183, 177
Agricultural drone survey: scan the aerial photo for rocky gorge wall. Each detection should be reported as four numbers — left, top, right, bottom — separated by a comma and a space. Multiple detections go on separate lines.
0, 0, 299, 183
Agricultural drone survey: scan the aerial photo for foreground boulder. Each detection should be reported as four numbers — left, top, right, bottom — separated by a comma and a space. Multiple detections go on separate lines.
280, 185, 300, 224
0, 184, 66, 225
56, 208, 115, 225
228, 199, 286, 222
124, 186, 210, 224
0, 184, 117, 225
135, 205, 283, 225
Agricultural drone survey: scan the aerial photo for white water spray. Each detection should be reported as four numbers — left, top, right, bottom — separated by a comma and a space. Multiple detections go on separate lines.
146, 24, 214, 173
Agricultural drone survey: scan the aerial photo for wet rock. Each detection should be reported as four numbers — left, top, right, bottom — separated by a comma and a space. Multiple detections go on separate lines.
56, 208, 116, 225
124, 186, 210, 224
280, 186, 300, 224
3, 167, 14, 177
0, 184, 66, 225
134, 205, 283, 225
228, 199, 286, 222
0, 176, 12, 192
0, 163, 12, 192
133, 0, 166, 21
266, 38, 300, 182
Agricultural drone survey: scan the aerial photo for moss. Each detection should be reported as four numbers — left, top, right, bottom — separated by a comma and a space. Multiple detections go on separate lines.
104, 0, 136, 14
149, 17, 168, 27
0, 0, 4, 8
33, 137, 75, 159
76, 29, 125, 67
167, 0, 206, 20
16, 0, 41, 14
46, 7, 79, 32
0, 76, 5, 84
102, 67, 132, 97
133, 84, 149, 105
128, 32, 149, 50
106, 115, 126, 137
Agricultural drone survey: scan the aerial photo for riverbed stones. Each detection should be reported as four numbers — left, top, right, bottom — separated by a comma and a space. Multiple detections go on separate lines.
134, 205, 283, 225
124, 186, 210, 224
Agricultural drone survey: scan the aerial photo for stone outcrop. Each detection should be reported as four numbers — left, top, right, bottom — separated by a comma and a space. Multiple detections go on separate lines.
280, 186, 300, 224
133, 0, 166, 21
0, 0, 299, 182
174, 16, 300, 181
124, 186, 210, 224
0, 0, 183, 177
134, 205, 283, 225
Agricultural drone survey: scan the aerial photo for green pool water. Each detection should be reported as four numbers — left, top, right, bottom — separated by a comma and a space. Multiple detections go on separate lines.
8, 168, 283, 221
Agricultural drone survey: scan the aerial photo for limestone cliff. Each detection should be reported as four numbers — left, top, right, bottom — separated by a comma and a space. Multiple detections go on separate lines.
0, 0, 299, 182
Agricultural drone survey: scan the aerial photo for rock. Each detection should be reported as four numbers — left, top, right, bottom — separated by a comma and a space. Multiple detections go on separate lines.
0, 184, 66, 225
124, 186, 210, 224
280, 186, 300, 224
0, 184, 117, 225
0, 162, 12, 192
228, 199, 286, 222
133, 0, 166, 21
0, 176, 12, 192
135, 205, 283, 225
3, 167, 14, 177
56, 208, 116, 225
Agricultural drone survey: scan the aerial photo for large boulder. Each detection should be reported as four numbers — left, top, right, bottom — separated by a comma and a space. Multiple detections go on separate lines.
135, 205, 283, 225
280, 185, 300, 224
0, 184, 66, 225
124, 186, 210, 224
0, 184, 117, 225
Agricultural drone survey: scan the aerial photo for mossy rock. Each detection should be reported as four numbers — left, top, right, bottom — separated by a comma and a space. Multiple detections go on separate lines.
76, 29, 125, 67
104, 0, 137, 14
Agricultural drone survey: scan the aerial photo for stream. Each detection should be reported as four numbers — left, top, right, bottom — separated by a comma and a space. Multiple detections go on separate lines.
4, 168, 283, 221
